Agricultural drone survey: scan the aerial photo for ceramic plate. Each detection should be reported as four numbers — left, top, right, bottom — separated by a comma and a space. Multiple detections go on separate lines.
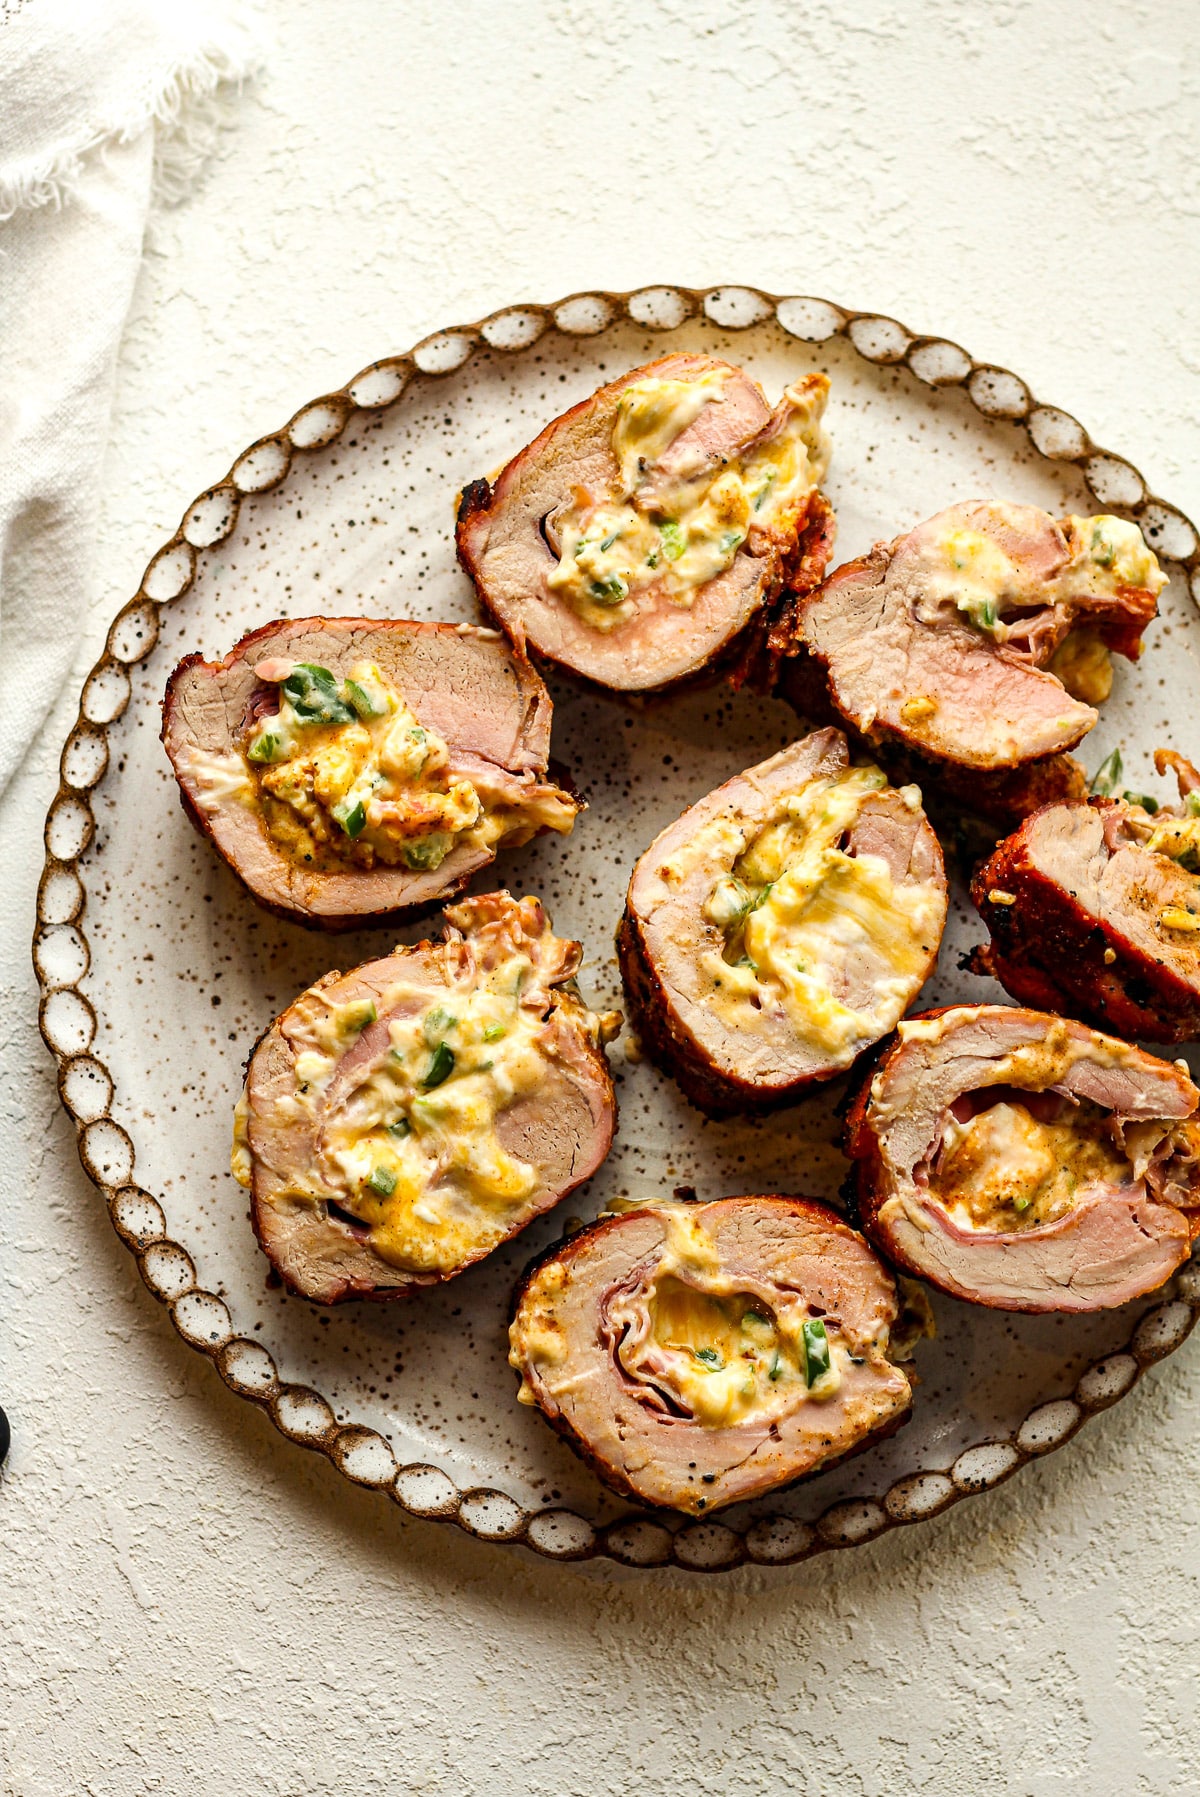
36, 287, 1200, 1572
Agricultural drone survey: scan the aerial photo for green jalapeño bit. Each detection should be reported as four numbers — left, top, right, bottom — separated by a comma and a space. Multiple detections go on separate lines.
247, 730, 284, 764
332, 797, 366, 839
802, 1318, 831, 1386
423, 1041, 456, 1088
344, 678, 384, 720
282, 663, 355, 726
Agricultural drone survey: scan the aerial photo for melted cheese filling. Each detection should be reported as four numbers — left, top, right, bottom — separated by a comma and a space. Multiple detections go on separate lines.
633, 1279, 825, 1427
545, 372, 829, 631
1047, 628, 1115, 704
933, 1099, 1132, 1232
1147, 808, 1200, 878
270, 952, 575, 1275
693, 767, 943, 1064
235, 658, 575, 872
616, 1205, 856, 1426
915, 511, 1165, 640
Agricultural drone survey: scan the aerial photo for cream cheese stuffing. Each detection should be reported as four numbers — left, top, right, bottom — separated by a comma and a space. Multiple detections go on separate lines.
545, 369, 830, 631
223, 656, 577, 872
688, 765, 945, 1065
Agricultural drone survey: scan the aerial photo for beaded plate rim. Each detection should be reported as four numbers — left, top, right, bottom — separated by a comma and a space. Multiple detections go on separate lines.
34, 284, 1200, 1573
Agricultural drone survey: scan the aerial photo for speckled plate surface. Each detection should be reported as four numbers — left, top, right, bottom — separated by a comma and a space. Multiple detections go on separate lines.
36, 288, 1200, 1573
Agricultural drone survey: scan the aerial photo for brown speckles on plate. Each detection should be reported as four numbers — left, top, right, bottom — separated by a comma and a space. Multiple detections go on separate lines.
34, 286, 1200, 1570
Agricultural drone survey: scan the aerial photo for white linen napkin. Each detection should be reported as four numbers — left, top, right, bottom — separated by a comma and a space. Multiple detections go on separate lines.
0, 0, 261, 796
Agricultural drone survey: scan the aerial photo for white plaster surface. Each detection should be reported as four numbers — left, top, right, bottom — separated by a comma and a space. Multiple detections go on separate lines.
3, 2, 1200, 1791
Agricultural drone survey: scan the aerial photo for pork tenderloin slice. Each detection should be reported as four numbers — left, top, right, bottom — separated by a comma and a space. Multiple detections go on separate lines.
509, 1195, 912, 1514
456, 354, 834, 695
847, 1004, 1199, 1313
970, 797, 1200, 1043
162, 618, 569, 930
242, 891, 617, 1303
791, 500, 1161, 773
777, 651, 1088, 829
618, 729, 947, 1116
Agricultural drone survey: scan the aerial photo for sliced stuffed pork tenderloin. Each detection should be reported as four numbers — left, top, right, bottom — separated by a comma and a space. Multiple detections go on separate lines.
617, 729, 947, 1116
163, 618, 579, 929
236, 892, 619, 1303
456, 353, 836, 695
970, 749, 1200, 1043
846, 1005, 1200, 1313
509, 1195, 912, 1514
779, 500, 1165, 828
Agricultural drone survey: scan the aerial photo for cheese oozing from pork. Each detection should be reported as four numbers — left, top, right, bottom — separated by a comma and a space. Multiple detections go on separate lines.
933, 1099, 1132, 1232
513, 1201, 880, 1427
247, 947, 602, 1276
688, 766, 944, 1064
914, 510, 1165, 641
545, 372, 830, 631
235, 657, 576, 872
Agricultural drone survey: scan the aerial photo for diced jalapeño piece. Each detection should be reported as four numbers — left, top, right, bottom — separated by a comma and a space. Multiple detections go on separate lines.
281, 663, 355, 726
247, 730, 285, 764
345, 678, 385, 720
422, 1006, 457, 1045
802, 1318, 831, 1386
589, 574, 628, 605
367, 1166, 397, 1197
423, 1042, 455, 1088
332, 796, 366, 839
400, 833, 452, 872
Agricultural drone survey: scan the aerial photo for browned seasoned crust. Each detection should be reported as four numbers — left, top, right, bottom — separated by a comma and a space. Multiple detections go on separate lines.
509, 1195, 912, 1514
968, 799, 1200, 1042
875, 742, 1087, 833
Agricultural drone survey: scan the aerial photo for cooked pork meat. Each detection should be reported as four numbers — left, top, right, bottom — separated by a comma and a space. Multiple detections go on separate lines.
617, 729, 946, 1115
782, 501, 1164, 794
456, 354, 835, 694
163, 618, 579, 929
847, 1004, 1200, 1313
509, 1194, 912, 1513
970, 750, 1200, 1042
778, 632, 1090, 831
872, 743, 1089, 833
236, 892, 618, 1302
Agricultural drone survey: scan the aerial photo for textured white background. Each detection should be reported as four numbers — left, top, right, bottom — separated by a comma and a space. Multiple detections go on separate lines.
4, 2, 1200, 1792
